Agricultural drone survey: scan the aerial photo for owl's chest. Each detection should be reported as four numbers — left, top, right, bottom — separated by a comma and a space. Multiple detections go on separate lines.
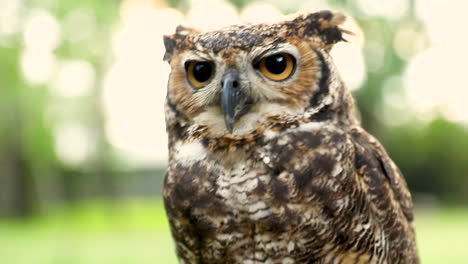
214, 159, 269, 212
169, 147, 281, 221
181, 159, 311, 262
164, 130, 356, 262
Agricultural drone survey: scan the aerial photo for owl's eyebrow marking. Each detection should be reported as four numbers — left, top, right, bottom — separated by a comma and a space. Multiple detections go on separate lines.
250, 45, 280, 61
250, 44, 300, 69
309, 49, 330, 107
182, 52, 212, 65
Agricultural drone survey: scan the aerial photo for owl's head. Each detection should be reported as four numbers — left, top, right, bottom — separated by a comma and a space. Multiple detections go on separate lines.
164, 11, 355, 138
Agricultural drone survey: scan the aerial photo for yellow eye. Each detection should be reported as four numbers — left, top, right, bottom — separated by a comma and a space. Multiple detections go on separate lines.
257, 53, 296, 81
185, 61, 214, 88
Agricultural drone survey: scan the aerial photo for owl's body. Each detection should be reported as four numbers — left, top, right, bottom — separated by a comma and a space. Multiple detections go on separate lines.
163, 11, 418, 264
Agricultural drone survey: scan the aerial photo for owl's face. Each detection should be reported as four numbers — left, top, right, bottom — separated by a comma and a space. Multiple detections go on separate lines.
164, 11, 347, 136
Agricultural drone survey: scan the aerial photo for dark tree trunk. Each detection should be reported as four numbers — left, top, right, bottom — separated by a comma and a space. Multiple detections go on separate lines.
10, 146, 39, 217
0, 136, 39, 218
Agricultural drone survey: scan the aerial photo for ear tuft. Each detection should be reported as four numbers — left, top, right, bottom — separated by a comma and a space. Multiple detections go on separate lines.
163, 25, 199, 63
296, 11, 353, 51
175, 25, 196, 35
163, 35, 176, 62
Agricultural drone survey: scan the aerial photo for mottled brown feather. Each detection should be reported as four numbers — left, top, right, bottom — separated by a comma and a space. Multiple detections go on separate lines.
163, 10, 418, 264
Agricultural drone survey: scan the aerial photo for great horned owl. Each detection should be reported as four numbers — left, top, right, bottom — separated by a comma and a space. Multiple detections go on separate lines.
162, 11, 419, 264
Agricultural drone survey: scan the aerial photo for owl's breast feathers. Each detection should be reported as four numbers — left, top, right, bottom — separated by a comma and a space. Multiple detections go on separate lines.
163, 119, 419, 264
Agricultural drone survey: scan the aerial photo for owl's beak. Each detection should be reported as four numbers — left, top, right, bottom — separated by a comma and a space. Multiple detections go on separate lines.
221, 70, 246, 133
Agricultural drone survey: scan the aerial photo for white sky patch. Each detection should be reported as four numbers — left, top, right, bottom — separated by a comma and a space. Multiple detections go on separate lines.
240, 3, 284, 24
54, 123, 96, 166
405, 45, 468, 124
330, 15, 366, 91
408, 0, 468, 124
103, 58, 171, 165
261, 0, 330, 13
298, 0, 332, 13
0, 0, 22, 36
416, 0, 468, 47
331, 41, 366, 91
20, 9, 61, 84
186, 0, 240, 31
20, 49, 56, 84
393, 21, 427, 60
51, 60, 95, 97
355, 0, 408, 20
406, 48, 445, 112
23, 9, 61, 52
102, 4, 184, 165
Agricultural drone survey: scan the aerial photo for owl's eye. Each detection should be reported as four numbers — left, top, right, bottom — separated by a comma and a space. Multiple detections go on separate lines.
256, 53, 296, 81
185, 61, 214, 88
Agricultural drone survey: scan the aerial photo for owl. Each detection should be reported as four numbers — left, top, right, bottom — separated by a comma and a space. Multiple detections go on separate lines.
162, 11, 419, 264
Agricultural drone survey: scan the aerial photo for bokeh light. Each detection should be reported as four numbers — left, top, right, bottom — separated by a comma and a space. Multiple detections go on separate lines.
404, 0, 468, 124
54, 122, 96, 166
51, 60, 96, 98
355, 0, 408, 20
0, 0, 22, 36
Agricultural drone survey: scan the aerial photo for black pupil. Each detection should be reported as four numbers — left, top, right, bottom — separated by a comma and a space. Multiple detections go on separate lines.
265, 54, 287, 74
193, 62, 212, 83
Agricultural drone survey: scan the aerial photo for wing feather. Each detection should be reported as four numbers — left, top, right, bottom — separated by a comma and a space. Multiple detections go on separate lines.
350, 127, 419, 263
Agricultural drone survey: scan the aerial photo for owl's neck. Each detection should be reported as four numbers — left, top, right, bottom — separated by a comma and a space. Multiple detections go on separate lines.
305, 78, 358, 128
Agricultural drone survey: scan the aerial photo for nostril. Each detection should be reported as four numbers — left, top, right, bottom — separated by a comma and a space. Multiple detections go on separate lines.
232, 81, 239, 88
221, 81, 224, 86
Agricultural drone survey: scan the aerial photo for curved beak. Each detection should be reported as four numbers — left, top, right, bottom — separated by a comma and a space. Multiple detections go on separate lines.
221, 70, 246, 132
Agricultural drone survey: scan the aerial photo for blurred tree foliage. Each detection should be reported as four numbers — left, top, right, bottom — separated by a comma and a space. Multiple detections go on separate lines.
0, 0, 467, 218
0, 0, 120, 217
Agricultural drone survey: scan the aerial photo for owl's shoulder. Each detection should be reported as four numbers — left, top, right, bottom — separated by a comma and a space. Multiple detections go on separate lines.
260, 123, 414, 219
259, 122, 353, 175
349, 128, 415, 223
349, 128, 417, 261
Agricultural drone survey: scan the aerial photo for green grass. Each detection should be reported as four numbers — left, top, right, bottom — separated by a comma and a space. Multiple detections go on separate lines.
416, 208, 468, 264
0, 201, 466, 264
0, 201, 178, 264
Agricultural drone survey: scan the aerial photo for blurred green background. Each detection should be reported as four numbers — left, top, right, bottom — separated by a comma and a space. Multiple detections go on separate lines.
0, 0, 467, 263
